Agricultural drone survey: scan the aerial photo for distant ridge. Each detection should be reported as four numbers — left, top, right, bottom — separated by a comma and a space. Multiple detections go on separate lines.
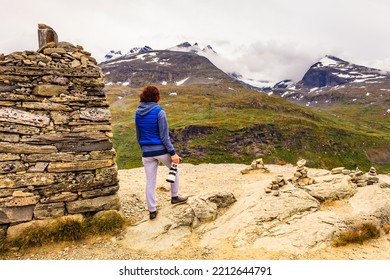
101, 42, 390, 107
271, 55, 390, 107
99, 49, 234, 88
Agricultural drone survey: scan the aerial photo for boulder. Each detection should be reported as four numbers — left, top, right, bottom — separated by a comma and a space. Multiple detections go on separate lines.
300, 174, 357, 202
118, 191, 236, 251
349, 184, 390, 224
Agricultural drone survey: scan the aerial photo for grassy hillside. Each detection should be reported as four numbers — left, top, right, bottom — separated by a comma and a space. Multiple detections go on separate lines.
106, 83, 390, 173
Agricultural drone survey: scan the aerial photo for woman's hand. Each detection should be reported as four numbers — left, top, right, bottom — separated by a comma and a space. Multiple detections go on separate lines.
171, 154, 182, 164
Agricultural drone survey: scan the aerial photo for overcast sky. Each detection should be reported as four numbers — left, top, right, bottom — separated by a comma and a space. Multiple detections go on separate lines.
1, 0, 390, 82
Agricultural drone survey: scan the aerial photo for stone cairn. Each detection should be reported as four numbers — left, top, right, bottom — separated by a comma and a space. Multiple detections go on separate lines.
331, 166, 380, 187
351, 167, 379, 187
0, 25, 120, 238
289, 159, 315, 186
366, 167, 380, 185
240, 158, 269, 174
264, 175, 287, 196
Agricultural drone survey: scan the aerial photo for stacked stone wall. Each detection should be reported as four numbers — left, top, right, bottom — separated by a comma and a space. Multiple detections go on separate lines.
0, 35, 120, 236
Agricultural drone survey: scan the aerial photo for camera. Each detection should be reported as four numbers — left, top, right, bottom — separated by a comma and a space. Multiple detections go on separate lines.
166, 163, 178, 183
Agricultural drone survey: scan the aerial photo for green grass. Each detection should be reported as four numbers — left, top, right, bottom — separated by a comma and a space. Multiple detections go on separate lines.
107, 84, 390, 173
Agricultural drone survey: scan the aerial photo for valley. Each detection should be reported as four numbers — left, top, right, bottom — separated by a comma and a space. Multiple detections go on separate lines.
105, 83, 390, 173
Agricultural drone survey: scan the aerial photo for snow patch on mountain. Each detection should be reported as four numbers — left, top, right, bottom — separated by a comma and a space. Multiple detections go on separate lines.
103, 51, 172, 68
103, 42, 277, 91
169, 42, 279, 91
316, 56, 341, 67
104, 50, 122, 61
128, 46, 152, 54
103, 46, 153, 61
312, 55, 390, 86
176, 77, 189, 86
168, 42, 217, 56
271, 55, 390, 107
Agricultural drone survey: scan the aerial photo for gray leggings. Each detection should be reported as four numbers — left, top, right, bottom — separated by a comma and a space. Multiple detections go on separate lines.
142, 154, 179, 212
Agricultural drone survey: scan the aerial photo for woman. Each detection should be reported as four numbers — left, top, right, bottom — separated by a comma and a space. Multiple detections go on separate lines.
135, 85, 188, 220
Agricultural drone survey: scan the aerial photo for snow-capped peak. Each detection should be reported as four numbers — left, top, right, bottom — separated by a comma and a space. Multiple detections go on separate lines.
104, 50, 122, 61
127, 46, 153, 55
176, 42, 192, 48
169, 42, 201, 53
202, 45, 217, 55
315, 55, 348, 68
103, 46, 153, 61
273, 79, 295, 89
298, 54, 390, 90
318, 56, 339, 67
168, 42, 216, 55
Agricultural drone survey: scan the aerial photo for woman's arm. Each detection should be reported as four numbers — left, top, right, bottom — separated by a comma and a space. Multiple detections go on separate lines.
158, 110, 176, 155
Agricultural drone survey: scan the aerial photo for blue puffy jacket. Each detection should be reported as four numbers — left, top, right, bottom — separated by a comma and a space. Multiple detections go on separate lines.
135, 102, 176, 157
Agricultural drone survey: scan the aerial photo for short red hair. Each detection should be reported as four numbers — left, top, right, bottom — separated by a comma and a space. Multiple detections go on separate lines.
140, 85, 161, 102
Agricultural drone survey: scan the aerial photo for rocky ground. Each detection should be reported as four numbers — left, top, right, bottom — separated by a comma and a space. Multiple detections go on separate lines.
2, 163, 390, 260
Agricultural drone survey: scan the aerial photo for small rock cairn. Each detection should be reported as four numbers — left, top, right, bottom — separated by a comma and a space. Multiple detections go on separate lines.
240, 158, 269, 174
289, 159, 315, 186
264, 175, 287, 196
331, 166, 380, 187
263, 159, 315, 196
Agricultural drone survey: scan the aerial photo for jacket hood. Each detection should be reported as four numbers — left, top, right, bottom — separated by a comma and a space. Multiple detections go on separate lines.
136, 102, 160, 116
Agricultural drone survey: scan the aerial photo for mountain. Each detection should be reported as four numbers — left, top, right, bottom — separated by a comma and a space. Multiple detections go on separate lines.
102, 45, 390, 103
168, 42, 275, 91
99, 49, 236, 87
102, 42, 275, 91
100, 50, 390, 173
128, 45, 152, 54
299, 55, 389, 88
102, 46, 390, 108
103, 46, 153, 61
103, 42, 216, 62
168, 42, 217, 56
271, 55, 390, 107
273, 79, 295, 89
104, 50, 122, 60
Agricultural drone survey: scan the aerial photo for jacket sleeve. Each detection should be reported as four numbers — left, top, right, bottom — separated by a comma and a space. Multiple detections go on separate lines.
135, 116, 141, 144
157, 110, 176, 155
